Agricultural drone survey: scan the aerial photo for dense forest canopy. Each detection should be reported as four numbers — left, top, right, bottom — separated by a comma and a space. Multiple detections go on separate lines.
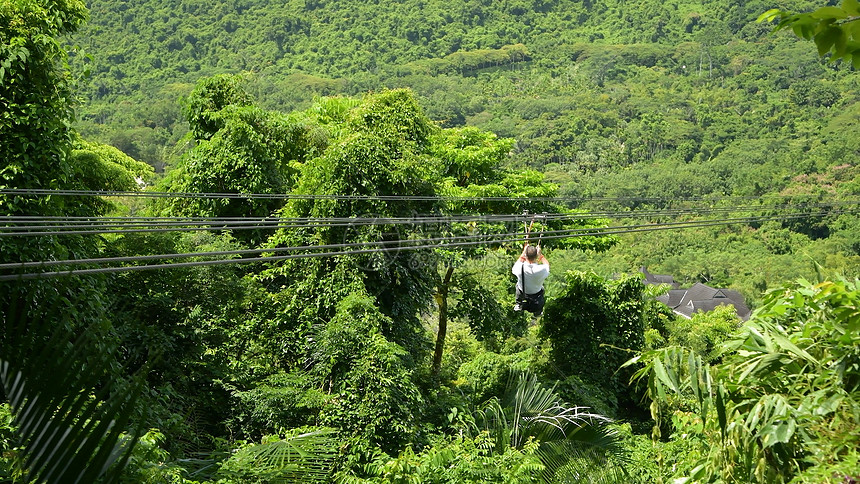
1, 0, 859, 482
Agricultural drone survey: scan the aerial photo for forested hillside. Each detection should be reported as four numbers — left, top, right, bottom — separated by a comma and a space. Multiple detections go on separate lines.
2, 0, 859, 482
72, 0, 843, 169
70, 0, 860, 296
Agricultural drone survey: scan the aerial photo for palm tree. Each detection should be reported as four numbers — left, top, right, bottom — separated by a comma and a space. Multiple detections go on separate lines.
475, 372, 628, 483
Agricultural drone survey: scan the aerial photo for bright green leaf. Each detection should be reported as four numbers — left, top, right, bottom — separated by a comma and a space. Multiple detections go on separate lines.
815, 28, 839, 56
834, 27, 849, 55
850, 20, 860, 40
770, 332, 816, 364
652, 357, 680, 395
715, 385, 727, 440
811, 6, 850, 19
688, 352, 701, 402
761, 420, 796, 448
757, 8, 783, 23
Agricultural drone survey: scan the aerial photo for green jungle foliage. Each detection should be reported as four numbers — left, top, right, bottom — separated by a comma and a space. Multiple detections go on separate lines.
627, 277, 860, 483
69, 0, 860, 295
2, 0, 859, 482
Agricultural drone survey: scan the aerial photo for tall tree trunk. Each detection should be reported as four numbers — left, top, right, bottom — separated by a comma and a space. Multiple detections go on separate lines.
431, 264, 455, 383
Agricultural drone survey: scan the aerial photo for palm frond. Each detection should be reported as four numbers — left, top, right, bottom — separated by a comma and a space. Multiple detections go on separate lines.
220, 427, 339, 482
476, 372, 626, 483
1, 281, 146, 483
542, 442, 627, 484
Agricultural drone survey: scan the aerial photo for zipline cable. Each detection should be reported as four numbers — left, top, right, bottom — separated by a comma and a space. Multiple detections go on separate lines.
0, 187, 850, 203
3, 202, 849, 227
1, 209, 852, 281
3, 203, 856, 237
8, 198, 860, 224
2, 209, 852, 271
0, 213, 588, 235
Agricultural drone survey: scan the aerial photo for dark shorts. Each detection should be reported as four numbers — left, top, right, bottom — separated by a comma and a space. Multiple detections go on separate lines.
516, 287, 545, 315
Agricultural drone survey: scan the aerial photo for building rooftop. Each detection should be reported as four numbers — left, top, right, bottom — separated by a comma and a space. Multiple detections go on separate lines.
643, 269, 751, 321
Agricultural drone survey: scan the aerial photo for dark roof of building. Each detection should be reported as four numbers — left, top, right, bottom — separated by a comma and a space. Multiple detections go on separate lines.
656, 289, 687, 308
640, 267, 680, 289
656, 281, 751, 321
677, 283, 721, 307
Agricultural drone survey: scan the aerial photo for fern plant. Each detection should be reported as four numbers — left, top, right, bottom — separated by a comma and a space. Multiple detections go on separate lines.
218, 427, 339, 482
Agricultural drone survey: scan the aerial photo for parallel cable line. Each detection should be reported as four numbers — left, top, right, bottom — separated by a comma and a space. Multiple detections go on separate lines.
2, 188, 560, 201
0, 225, 612, 270
2, 188, 854, 204
0, 214, 582, 237
0, 213, 581, 231
3, 200, 850, 224
0, 203, 841, 248
0, 208, 781, 228
1, 209, 852, 281
2, 203, 855, 237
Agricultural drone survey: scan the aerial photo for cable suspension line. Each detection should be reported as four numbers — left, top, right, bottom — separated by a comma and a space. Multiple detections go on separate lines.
3, 203, 855, 237
0, 213, 584, 237
7, 199, 858, 224
0, 209, 849, 281
2, 187, 854, 204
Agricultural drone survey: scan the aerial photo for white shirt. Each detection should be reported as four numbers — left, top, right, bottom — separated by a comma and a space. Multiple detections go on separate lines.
512, 260, 549, 295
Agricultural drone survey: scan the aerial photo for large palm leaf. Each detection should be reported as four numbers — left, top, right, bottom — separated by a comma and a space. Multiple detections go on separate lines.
475, 372, 627, 483
1, 281, 145, 483
218, 427, 339, 482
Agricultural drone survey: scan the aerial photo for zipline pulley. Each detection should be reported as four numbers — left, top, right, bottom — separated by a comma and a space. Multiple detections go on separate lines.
521, 210, 547, 251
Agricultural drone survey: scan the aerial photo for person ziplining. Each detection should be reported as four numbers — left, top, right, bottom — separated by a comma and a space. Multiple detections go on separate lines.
513, 214, 550, 316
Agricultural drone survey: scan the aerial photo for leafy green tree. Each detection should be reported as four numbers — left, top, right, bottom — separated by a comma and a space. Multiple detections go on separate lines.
665, 304, 742, 363
457, 350, 531, 403
427, 127, 615, 381
103, 230, 271, 456
1, 0, 153, 268
261, 89, 439, 361
1, 0, 95, 267
1, 0, 88, 218
539, 271, 672, 409
183, 74, 254, 141
314, 295, 424, 454
217, 91, 441, 475
71, 136, 153, 189
0, 6, 165, 481
163, 75, 326, 236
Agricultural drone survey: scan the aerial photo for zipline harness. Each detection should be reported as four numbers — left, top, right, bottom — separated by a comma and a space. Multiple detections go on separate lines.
514, 211, 548, 316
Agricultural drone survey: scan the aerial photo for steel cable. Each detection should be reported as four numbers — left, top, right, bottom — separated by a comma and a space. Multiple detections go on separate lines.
1, 187, 851, 204
2, 202, 856, 237
1, 209, 853, 281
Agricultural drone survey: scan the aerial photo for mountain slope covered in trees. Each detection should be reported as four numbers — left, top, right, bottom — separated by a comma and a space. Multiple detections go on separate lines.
71, 0, 860, 297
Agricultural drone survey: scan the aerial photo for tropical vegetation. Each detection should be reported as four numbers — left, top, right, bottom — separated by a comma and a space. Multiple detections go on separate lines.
1, 0, 858, 482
